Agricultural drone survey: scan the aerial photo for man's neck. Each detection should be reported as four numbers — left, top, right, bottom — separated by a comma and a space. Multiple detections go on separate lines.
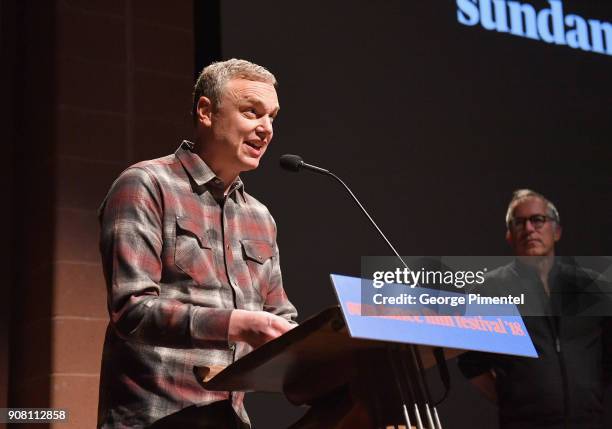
192, 138, 239, 194
518, 254, 555, 295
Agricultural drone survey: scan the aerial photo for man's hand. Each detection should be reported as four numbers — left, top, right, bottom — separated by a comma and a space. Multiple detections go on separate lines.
228, 310, 295, 349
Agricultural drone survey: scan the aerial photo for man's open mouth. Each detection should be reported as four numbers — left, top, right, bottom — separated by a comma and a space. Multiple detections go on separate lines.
245, 141, 263, 149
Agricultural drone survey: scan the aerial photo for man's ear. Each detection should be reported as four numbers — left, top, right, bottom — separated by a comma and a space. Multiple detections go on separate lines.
554, 224, 562, 243
505, 229, 513, 247
196, 96, 213, 127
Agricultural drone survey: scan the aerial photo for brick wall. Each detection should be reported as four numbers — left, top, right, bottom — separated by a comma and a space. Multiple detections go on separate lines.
8, 1, 194, 427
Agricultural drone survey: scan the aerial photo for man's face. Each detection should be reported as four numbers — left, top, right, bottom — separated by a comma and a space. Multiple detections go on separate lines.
198, 78, 279, 181
506, 197, 561, 257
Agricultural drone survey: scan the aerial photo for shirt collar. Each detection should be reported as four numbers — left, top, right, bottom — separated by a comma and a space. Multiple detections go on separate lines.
175, 140, 246, 201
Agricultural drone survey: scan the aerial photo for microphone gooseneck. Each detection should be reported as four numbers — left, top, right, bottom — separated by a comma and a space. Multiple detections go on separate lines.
280, 154, 447, 429
279, 154, 408, 270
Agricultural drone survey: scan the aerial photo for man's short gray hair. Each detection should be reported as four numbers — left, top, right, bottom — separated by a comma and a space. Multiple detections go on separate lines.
192, 58, 277, 122
505, 189, 561, 228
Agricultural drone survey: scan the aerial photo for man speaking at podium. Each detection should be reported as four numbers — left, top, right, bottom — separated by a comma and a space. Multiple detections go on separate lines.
459, 189, 611, 429
97, 59, 297, 428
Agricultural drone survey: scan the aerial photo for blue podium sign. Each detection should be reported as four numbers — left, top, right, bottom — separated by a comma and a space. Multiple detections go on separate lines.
330, 274, 537, 358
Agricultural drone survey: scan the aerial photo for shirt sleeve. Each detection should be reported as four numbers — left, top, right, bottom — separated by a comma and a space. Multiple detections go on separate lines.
99, 167, 232, 348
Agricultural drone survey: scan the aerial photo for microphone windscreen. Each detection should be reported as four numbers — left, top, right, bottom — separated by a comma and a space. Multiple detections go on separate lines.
279, 154, 303, 172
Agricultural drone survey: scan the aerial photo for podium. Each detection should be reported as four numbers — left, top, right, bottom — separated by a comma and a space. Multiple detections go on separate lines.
199, 306, 463, 428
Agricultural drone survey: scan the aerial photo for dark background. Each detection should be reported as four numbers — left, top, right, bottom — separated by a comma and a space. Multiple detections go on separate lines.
1, 0, 610, 427
212, 0, 612, 427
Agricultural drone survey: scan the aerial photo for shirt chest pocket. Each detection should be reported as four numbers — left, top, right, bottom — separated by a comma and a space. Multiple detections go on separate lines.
174, 215, 220, 288
241, 239, 275, 294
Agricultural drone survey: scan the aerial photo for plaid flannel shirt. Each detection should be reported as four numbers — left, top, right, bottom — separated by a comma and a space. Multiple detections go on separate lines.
97, 141, 297, 428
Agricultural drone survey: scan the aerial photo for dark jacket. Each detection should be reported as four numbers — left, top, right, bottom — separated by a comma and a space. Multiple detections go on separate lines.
458, 259, 612, 429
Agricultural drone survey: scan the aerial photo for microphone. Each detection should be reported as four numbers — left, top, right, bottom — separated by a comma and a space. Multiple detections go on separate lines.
279, 154, 407, 270
279, 154, 330, 175
279, 154, 444, 429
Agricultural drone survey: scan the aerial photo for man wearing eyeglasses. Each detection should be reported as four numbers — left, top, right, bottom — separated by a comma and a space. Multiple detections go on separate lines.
458, 189, 612, 429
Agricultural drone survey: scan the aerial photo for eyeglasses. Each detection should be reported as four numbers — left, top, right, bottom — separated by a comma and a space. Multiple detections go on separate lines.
509, 215, 552, 230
